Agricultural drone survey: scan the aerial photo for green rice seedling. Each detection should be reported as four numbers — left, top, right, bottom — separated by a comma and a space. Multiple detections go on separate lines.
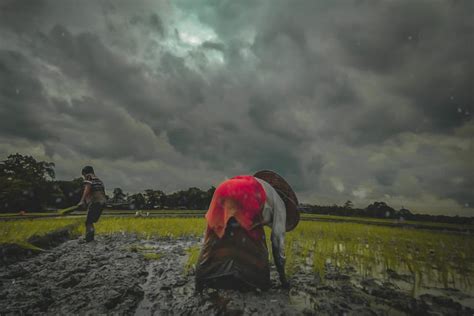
284, 236, 298, 275
185, 245, 201, 275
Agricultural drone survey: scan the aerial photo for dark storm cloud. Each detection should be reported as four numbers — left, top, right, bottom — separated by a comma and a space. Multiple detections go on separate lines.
130, 12, 166, 37
50, 96, 163, 161
148, 13, 165, 36
334, 0, 474, 133
335, 1, 442, 73
374, 168, 397, 187
28, 23, 206, 135
35, 25, 167, 118
0, 0, 472, 215
247, 96, 310, 142
0, 0, 46, 33
0, 50, 53, 141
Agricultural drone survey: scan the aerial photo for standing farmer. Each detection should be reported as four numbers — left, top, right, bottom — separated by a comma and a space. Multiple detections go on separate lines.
195, 170, 299, 291
78, 166, 107, 242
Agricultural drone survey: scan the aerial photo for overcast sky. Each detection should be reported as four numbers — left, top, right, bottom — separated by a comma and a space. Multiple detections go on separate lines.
0, 0, 473, 215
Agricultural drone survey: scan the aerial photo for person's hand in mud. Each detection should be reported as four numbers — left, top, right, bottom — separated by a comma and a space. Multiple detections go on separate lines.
277, 265, 290, 289
272, 243, 290, 289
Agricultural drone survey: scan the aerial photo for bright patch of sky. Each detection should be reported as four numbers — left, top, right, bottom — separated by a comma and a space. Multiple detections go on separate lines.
38, 60, 89, 103
330, 177, 345, 193
352, 187, 370, 199
167, 9, 224, 67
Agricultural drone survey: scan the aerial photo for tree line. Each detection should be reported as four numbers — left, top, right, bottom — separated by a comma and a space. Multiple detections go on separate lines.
301, 200, 474, 225
1, 153, 472, 225
0, 153, 215, 213
107, 186, 215, 210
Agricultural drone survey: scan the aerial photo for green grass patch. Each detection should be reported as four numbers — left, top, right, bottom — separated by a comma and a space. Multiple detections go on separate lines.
301, 213, 474, 230
95, 217, 206, 238
0, 217, 205, 248
105, 209, 206, 214
0, 209, 207, 219
0, 212, 59, 218
143, 253, 163, 260
0, 218, 83, 248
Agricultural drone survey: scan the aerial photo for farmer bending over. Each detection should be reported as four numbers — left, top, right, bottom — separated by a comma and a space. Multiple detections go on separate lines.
78, 166, 106, 242
195, 170, 299, 291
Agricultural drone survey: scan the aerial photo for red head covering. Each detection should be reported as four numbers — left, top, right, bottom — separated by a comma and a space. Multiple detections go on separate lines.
205, 175, 266, 240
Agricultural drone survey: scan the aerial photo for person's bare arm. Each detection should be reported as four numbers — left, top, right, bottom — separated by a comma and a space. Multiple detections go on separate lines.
271, 193, 289, 288
78, 183, 91, 206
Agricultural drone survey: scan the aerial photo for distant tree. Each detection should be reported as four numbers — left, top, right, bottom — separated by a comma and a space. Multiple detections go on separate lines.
128, 193, 146, 210
0, 153, 55, 181
144, 189, 166, 209
181, 187, 204, 209
295, 201, 473, 224
343, 200, 354, 209
112, 188, 127, 203
54, 178, 84, 207
205, 186, 216, 208
164, 190, 184, 209
162, 186, 215, 210
398, 207, 413, 220
366, 201, 396, 218
0, 153, 56, 212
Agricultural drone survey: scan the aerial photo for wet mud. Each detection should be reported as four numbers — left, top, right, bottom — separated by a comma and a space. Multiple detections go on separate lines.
1, 235, 473, 315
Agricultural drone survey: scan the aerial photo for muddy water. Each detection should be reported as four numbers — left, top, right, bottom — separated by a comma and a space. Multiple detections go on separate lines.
1, 235, 473, 315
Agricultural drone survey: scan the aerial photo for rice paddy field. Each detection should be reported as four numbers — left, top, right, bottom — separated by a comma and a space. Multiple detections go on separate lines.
1, 215, 473, 294
286, 221, 474, 293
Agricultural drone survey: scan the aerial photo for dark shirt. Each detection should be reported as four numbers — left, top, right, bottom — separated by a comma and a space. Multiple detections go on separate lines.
83, 175, 106, 204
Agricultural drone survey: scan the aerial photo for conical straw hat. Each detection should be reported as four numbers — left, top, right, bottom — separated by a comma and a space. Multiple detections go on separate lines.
254, 170, 299, 231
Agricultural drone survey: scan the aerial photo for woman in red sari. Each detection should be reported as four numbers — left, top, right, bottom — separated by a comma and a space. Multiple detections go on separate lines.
195, 170, 299, 291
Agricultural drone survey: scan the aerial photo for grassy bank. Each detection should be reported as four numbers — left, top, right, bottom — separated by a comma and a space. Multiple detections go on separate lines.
0, 218, 83, 249
0, 217, 206, 248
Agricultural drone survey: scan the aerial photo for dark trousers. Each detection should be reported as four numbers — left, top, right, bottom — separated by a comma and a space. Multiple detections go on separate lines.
85, 202, 104, 241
